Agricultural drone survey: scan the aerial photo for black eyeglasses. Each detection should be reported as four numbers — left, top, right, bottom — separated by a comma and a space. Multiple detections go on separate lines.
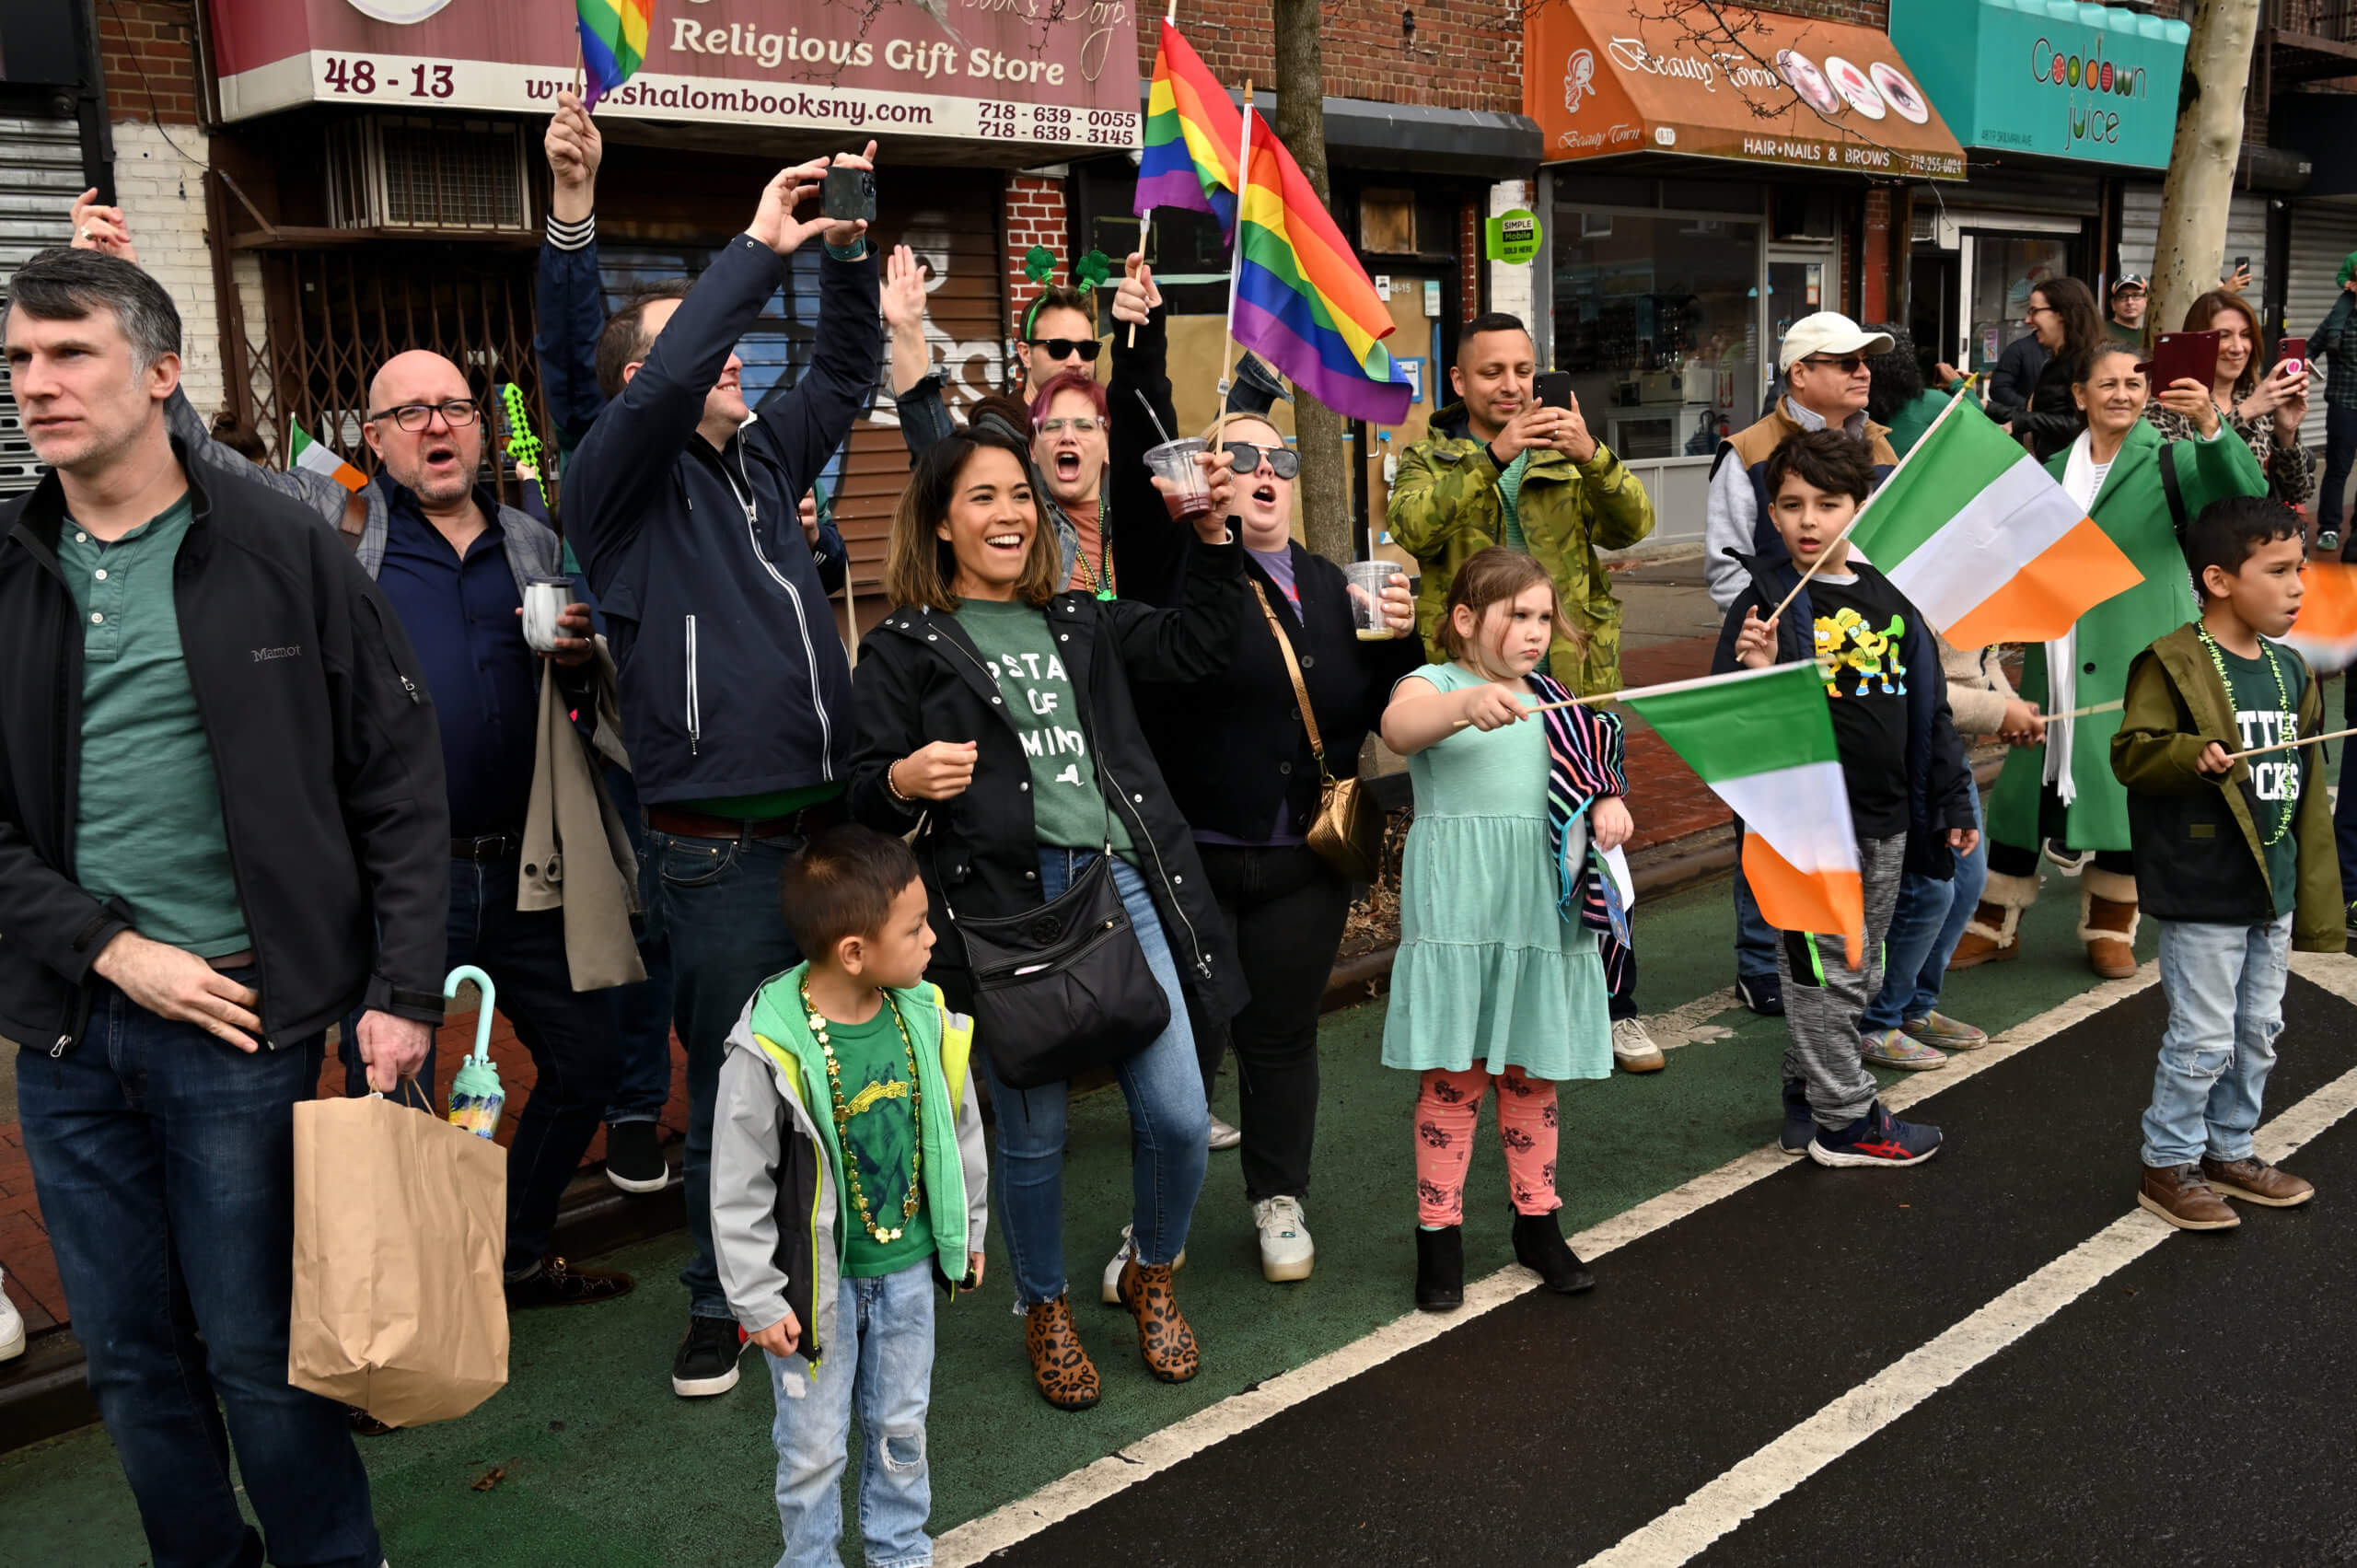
1028, 338, 1102, 363
366, 399, 480, 431
1223, 442, 1301, 480
1797, 354, 1867, 375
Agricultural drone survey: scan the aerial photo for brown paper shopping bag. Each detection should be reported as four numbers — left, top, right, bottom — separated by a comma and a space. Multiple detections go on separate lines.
287, 1086, 509, 1427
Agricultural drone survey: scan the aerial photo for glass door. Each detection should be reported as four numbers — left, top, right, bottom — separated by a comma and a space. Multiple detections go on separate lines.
1764, 243, 1833, 419
1960, 231, 2075, 377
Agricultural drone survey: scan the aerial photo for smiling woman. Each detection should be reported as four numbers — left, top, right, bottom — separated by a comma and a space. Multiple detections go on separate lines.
853, 421, 1248, 1410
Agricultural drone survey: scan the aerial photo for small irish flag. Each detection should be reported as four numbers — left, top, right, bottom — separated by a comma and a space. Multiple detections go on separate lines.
289, 418, 366, 493
1621, 663, 1865, 966
1849, 394, 2142, 650
2284, 557, 2357, 671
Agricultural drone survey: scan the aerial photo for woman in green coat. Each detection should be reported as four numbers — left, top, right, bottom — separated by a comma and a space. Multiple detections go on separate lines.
1956, 343, 2268, 975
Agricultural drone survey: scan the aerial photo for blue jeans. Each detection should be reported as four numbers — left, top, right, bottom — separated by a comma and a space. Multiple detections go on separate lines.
1864, 796, 1989, 1032
1732, 822, 1777, 983
339, 853, 621, 1266
764, 1260, 935, 1568
2142, 914, 2292, 1167
2323, 402, 2357, 537
981, 849, 1208, 1308
644, 828, 807, 1319
602, 764, 678, 1125
18, 980, 380, 1568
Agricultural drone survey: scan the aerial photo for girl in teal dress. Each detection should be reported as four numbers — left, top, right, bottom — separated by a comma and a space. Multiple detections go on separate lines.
1379, 548, 1634, 1312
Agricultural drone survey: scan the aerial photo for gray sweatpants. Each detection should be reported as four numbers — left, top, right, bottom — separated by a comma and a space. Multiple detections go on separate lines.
1776, 831, 1909, 1130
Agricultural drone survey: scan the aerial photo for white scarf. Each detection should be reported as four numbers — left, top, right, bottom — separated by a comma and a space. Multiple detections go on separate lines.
2045, 431, 2117, 805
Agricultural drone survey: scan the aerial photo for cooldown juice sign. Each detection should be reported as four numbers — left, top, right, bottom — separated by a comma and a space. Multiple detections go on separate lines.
205, 0, 1141, 151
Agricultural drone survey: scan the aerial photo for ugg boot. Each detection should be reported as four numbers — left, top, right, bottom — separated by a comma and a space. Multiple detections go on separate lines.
1024, 1295, 1101, 1411
1413, 1225, 1464, 1312
2080, 865, 2140, 980
1510, 1207, 1596, 1295
1948, 869, 2038, 969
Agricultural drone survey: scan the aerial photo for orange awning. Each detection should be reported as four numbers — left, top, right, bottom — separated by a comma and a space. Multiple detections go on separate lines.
1526, 0, 1965, 180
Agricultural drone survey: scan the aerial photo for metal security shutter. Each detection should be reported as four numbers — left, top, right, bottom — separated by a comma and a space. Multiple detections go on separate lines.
598, 171, 1005, 609
2117, 185, 2270, 308
0, 113, 86, 496
2284, 203, 2357, 452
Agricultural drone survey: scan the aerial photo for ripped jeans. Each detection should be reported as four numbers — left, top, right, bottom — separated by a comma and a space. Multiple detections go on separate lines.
764, 1259, 936, 1568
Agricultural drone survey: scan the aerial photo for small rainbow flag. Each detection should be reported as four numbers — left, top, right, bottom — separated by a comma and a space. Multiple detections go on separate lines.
575, 0, 652, 111
1232, 111, 1412, 426
1136, 21, 1241, 238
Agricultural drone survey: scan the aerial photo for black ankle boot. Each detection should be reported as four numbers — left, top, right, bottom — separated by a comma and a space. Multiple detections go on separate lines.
1512, 1208, 1596, 1295
1413, 1225, 1463, 1311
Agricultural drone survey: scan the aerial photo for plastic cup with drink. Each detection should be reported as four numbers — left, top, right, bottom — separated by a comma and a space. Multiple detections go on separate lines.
1345, 560, 1397, 641
1144, 437, 1213, 524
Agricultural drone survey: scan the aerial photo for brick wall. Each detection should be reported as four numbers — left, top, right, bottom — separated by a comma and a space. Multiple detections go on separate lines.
111, 121, 225, 417
99, 0, 202, 126
1139, 0, 1520, 112
1004, 174, 1070, 336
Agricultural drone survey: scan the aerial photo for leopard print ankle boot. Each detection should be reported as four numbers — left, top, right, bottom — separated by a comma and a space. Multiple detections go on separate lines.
1115, 1255, 1201, 1384
1024, 1295, 1100, 1411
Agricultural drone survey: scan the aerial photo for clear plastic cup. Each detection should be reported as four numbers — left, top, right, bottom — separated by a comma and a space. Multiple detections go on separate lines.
1144, 437, 1213, 522
1344, 560, 1394, 640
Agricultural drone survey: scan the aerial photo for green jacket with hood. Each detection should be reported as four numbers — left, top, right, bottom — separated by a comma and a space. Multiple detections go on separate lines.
1389, 400, 1656, 696
2109, 623, 2340, 951
712, 966, 988, 1380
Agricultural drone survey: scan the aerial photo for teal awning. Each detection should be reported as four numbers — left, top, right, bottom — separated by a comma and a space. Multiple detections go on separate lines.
1888, 0, 2189, 170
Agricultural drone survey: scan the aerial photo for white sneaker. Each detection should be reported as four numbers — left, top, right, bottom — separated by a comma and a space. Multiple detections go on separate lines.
1098, 1224, 1186, 1304
1253, 1196, 1315, 1282
0, 1266, 24, 1363
1611, 1016, 1666, 1073
1207, 1114, 1243, 1151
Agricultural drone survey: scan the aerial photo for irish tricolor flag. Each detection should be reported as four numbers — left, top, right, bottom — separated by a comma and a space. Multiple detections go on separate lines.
1848, 393, 2141, 650
2284, 557, 2357, 672
1621, 663, 1864, 966
289, 418, 366, 493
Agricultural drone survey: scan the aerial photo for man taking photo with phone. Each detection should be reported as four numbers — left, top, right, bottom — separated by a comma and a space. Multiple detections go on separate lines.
1390, 309, 1661, 1072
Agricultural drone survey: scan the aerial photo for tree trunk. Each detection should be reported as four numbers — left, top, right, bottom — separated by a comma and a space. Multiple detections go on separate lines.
2152, 0, 2262, 336
1269, 0, 1354, 564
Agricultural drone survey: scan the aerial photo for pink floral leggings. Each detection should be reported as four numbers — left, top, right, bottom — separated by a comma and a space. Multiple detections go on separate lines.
1413, 1065, 1561, 1226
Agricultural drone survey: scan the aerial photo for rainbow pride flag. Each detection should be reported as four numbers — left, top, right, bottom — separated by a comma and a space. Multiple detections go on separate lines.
1232, 112, 1412, 425
575, 0, 652, 110
1136, 21, 1241, 237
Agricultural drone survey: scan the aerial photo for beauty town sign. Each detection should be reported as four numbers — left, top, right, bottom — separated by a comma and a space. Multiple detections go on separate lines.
204, 0, 1141, 150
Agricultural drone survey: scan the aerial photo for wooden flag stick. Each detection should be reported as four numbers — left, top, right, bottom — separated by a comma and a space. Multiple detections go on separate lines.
2048, 699, 2123, 721
2225, 723, 2354, 762
1126, 218, 1150, 349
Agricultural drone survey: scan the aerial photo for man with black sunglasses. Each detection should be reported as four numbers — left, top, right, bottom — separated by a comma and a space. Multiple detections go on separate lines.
1704, 310, 1899, 1017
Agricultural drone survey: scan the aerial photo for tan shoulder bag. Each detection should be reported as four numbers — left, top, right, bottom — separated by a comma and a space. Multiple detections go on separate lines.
1250, 579, 1384, 883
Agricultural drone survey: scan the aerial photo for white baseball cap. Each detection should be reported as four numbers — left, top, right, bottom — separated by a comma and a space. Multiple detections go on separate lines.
1777, 311, 1895, 373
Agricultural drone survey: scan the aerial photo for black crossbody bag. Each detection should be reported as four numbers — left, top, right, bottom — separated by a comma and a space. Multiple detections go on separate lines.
933, 688, 1169, 1090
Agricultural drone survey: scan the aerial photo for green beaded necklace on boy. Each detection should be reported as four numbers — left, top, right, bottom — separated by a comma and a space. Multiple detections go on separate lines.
798, 975, 924, 1245
1023, 245, 1119, 601
2197, 624, 2297, 846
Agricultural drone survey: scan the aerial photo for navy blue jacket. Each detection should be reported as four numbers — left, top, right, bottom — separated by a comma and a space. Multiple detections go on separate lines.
562, 234, 867, 805
1710, 550, 1976, 880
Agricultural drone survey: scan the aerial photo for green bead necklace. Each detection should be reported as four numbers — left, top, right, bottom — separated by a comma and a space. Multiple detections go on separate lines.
800, 978, 924, 1245
2197, 625, 2296, 846
1076, 493, 1116, 601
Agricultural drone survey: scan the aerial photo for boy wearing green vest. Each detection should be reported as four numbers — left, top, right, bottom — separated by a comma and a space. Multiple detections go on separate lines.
713, 827, 987, 1568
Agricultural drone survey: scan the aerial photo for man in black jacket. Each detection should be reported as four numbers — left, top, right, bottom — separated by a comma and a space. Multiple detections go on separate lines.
1, 247, 447, 1565
563, 148, 878, 1398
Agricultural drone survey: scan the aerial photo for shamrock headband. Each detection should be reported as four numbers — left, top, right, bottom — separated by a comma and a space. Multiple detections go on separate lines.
1020, 243, 1112, 340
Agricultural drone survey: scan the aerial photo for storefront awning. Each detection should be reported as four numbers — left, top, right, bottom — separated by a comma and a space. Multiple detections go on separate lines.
1525, 0, 1965, 180
1889, 0, 2187, 170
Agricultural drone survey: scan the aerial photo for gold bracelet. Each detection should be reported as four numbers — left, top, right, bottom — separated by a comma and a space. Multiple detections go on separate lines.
885, 761, 915, 806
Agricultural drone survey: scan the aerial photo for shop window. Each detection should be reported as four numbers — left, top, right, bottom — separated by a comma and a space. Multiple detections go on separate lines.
1967, 236, 2072, 376
1551, 209, 1761, 461
1361, 190, 1417, 255
324, 117, 531, 233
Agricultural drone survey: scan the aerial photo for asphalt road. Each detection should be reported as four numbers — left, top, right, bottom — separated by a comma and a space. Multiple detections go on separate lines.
979, 971, 2357, 1568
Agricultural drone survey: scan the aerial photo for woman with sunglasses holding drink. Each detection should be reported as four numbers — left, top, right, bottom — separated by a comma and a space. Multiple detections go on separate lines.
1133, 390, 1422, 1285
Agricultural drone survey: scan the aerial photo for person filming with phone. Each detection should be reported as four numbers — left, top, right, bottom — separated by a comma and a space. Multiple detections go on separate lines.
2143, 290, 2314, 527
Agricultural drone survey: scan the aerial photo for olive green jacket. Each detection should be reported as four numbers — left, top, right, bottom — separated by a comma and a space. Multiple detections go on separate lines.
2110, 624, 2340, 952
1390, 401, 1656, 696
